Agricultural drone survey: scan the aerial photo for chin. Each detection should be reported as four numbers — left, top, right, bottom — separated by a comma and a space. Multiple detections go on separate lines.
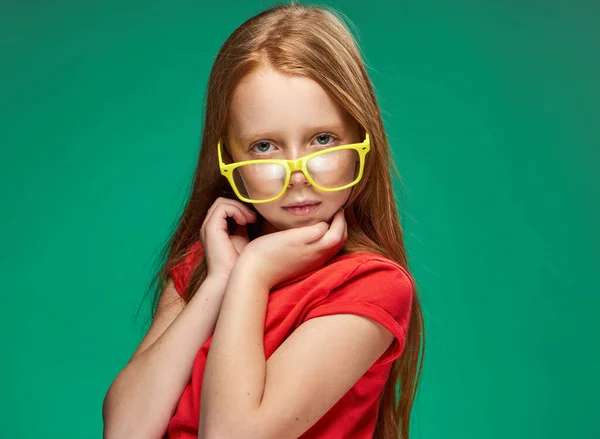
269, 211, 337, 231
290, 217, 325, 228
258, 199, 346, 232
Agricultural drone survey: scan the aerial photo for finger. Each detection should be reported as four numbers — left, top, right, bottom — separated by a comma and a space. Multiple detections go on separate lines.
317, 208, 346, 249
206, 197, 256, 227
204, 203, 253, 236
205, 196, 226, 219
206, 197, 257, 224
301, 221, 330, 244
226, 198, 258, 223
219, 198, 258, 223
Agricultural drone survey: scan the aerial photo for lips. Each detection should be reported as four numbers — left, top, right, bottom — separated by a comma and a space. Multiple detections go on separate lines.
281, 200, 321, 216
282, 200, 320, 208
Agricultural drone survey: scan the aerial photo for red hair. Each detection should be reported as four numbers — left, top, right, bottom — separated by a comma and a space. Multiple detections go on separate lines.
146, 4, 425, 438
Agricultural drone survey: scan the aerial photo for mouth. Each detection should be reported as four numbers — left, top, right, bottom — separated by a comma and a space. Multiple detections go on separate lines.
281, 200, 322, 216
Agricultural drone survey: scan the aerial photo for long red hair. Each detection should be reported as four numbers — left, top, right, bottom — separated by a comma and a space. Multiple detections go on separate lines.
144, 4, 425, 438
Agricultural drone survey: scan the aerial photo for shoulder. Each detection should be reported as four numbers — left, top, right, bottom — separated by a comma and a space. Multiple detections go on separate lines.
317, 252, 415, 297
300, 251, 416, 364
336, 251, 413, 282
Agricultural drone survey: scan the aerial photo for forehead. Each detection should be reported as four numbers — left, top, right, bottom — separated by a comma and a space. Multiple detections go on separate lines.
228, 66, 353, 141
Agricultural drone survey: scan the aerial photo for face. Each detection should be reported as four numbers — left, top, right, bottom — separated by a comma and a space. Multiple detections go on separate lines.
226, 64, 361, 233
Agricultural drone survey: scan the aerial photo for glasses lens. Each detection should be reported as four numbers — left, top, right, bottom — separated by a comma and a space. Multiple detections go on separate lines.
307, 148, 359, 189
233, 163, 287, 201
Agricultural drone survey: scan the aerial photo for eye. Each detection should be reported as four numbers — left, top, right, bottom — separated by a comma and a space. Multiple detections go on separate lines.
315, 134, 337, 145
250, 141, 275, 154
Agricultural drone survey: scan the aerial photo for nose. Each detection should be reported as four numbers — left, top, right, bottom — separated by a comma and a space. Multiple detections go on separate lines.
288, 169, 310, 188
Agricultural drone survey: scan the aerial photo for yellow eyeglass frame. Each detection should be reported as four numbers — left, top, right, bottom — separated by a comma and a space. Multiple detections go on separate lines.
218, 133, 371, 204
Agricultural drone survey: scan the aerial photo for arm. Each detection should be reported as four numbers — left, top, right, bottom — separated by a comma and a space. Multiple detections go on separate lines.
103, 197, 256, 439
199, 264, 395, 439
102, 274, 227, 439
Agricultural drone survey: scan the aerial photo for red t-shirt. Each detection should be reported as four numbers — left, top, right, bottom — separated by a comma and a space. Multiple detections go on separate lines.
166, 240, 414, 439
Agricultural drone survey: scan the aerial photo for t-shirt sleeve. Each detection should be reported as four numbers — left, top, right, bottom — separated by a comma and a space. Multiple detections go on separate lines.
303, 258, 415, 365
168, 240, 204, 300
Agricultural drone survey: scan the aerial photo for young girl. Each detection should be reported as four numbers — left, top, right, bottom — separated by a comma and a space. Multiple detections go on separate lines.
103, 4, 424, 439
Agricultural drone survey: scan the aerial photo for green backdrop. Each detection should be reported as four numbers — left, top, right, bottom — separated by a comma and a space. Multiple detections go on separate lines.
1, 0, 598, 437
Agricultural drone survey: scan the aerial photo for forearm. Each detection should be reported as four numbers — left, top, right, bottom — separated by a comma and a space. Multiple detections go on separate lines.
103, 276, 227, 439
199, 262, 269, 437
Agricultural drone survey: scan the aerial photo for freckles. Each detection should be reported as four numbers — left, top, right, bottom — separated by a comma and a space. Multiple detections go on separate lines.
323, 189, 351, 207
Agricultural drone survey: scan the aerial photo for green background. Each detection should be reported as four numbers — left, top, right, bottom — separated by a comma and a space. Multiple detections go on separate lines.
1, 0, 598, 437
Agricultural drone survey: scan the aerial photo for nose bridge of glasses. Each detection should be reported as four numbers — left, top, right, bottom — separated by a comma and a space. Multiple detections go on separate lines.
288, 157, 304, 172
286, 157, 312, 186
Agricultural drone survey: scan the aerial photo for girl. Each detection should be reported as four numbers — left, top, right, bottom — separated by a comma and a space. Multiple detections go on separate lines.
103, 4, 424, 439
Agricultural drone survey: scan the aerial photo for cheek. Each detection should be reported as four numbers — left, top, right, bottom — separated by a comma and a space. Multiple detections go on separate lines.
323, 189, 351, 208
316, 189, 351, 220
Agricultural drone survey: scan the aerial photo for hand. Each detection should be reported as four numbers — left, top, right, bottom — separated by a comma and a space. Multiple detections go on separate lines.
237, 208, 348, 289
200, 197, 257, 280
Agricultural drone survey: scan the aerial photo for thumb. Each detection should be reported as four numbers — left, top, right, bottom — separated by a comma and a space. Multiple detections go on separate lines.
302, 221, 329, 244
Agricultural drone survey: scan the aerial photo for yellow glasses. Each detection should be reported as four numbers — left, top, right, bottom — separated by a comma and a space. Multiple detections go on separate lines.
218, 133, 371, 204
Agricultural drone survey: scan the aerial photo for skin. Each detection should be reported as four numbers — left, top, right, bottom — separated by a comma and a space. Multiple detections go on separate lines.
101, 66, 392, 439
225, 64, 362, 233
196, 65, 396, 439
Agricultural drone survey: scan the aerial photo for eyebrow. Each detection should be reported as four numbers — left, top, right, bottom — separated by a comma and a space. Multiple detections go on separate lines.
236, 125, 350, 143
